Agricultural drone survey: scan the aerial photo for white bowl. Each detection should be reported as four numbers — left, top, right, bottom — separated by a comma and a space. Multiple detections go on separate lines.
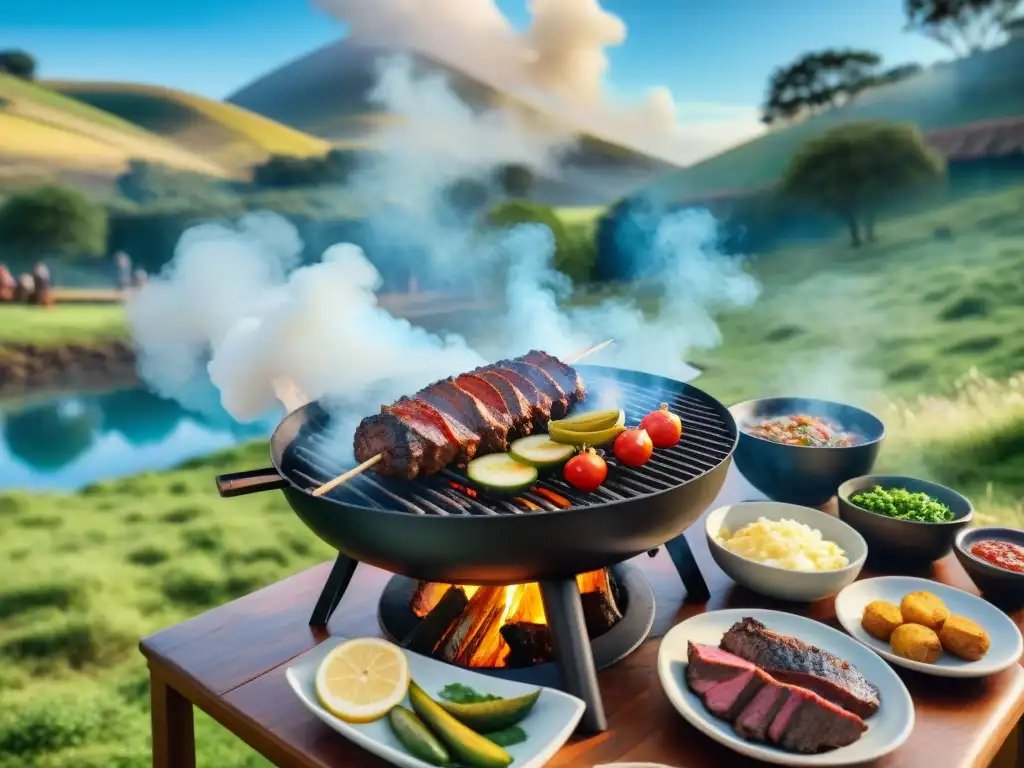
705, 501, 868, 602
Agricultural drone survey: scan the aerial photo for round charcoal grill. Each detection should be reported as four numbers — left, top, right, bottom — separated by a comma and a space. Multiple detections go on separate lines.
216, 364, 738, 585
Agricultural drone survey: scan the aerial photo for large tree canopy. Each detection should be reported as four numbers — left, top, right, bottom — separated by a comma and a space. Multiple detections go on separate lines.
761, 49, 882, 125
904, 0, 1021, 56
779, 121, 946, 248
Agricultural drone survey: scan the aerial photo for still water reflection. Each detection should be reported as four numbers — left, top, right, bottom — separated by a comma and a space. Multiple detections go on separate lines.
0, 387, 271, 491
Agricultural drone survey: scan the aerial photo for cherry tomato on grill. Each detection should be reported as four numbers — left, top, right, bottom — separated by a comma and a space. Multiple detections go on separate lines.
563, 448, 608, 492
639, 403, 683, 448
613, 428, 654, 467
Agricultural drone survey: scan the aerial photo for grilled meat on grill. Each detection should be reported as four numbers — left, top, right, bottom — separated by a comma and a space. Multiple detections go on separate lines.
720, 617, 881, 718
353, 350, 587, 479
687, 642, 867, 753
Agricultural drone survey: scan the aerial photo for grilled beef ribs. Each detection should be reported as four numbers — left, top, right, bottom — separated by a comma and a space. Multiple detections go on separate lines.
720, 618, 881, 718
686, 642, 866, 754
351, 351, 590, 479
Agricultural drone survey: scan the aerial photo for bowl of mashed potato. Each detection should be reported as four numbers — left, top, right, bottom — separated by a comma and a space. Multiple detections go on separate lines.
705, 501, 868, 602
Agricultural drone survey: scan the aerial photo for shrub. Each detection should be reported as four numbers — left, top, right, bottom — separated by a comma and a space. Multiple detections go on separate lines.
0, 50, 36, 80
0, 185, 107, 259
485, 201, 596, 281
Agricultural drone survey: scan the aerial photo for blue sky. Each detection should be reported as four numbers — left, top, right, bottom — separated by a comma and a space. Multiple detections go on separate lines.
6, 0, 947, 109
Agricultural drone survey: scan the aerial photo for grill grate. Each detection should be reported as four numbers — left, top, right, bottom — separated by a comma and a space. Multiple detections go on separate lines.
283, 369, 735, 516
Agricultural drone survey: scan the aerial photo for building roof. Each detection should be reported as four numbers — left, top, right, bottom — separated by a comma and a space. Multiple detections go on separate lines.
925, 114, 1024, 160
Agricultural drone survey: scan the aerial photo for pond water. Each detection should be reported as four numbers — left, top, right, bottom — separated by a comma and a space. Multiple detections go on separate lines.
0, 387, 272, 492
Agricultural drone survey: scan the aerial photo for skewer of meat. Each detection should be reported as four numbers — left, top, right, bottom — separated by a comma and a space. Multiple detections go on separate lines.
311, 340, 613, 496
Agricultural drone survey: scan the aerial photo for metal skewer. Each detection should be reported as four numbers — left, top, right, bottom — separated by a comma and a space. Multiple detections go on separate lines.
307, 339, 615, 497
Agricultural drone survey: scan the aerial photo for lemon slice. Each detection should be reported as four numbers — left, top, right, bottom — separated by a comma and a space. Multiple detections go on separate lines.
315, 638, 410, 723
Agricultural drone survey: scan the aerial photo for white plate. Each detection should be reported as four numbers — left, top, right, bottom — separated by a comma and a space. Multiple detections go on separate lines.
834, 576, 1024, 678
657, 609, 914, 766
286, 637, 585, 768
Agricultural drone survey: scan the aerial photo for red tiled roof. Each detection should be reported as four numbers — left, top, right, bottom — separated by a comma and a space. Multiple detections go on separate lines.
925, 115, 1024, 160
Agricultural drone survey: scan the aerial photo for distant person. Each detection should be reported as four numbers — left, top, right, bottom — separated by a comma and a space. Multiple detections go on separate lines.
31, 261, 53, 306
13, 273, 34, 304
131, 268, 148, 289
0, 264, 14, 302
114, 251, 132, 291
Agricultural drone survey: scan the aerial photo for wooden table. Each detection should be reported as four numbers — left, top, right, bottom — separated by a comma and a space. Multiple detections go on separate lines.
141, 474, 1024, 768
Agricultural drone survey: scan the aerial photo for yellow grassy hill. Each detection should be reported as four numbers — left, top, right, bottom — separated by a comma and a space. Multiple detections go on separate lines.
0, 74, 229, 185
48, 80, 339, 173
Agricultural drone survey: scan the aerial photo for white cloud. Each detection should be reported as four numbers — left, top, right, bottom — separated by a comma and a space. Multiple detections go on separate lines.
313, 0, 764, 165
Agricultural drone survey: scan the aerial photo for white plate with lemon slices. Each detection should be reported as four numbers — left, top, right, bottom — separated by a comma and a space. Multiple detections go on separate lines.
286, 636, 586, 768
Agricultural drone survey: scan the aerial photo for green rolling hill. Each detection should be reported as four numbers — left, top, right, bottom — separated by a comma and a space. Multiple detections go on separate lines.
644, 36, 1024, 204
47, 80, 337, 175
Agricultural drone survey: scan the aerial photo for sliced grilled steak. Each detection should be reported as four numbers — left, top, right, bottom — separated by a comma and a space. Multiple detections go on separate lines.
495, 360, 571, 419
472, 371, 535, 438
720, 618, 881, 718
352, 412, 429, 480
686, 642, 866, 754
522, 350, 586, 408
411, 383, 488, 462
454, 374, 517, 435
478, 365, 552, 431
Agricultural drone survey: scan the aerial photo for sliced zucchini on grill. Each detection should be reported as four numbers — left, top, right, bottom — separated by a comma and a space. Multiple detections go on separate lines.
509, 435, 576, 469
466, 454, 539, 493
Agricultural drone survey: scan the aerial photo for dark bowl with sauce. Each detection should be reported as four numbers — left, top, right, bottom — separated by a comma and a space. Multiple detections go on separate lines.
955, 527, 1024, 602
837, 475, 973, 565
729, 397, 885, 507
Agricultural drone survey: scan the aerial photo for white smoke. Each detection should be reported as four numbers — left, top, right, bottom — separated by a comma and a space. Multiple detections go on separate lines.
313, 0, 763, 165
126, 55, 761, 461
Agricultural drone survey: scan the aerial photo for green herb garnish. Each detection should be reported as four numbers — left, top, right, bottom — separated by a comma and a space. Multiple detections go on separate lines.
438, 683, 502, 704
850, 485, 954, 523
485, 726, 528, 747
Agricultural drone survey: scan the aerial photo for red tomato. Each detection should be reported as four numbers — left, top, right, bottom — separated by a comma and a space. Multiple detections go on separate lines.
563, 449, 608, 492
639, 403, 683, 448
613, 428, 654, 467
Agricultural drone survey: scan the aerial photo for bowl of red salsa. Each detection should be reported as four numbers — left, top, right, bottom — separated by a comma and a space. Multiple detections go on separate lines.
955, 526, 1024, 603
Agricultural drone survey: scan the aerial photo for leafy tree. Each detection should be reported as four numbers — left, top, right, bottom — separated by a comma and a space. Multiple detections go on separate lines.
251, 149, 359, 189
904, 0, 1020, 56
0, 50, 36, 80
497, 164, 534, 198
0, 185, 108, 258
761, 49, 882, 125
778, 121, 946, 248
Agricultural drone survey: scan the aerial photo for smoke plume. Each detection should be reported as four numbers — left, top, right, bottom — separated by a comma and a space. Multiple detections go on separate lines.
126, 55, 760, 462
313, 0, 762, 165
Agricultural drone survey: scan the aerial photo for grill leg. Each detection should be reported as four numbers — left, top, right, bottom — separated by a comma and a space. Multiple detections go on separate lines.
664, 533, 711, 603
309, 553, 358, 629
538, 577, 607, 734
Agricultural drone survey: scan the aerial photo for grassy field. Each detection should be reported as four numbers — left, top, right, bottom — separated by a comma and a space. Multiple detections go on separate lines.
48, 81, 337, 173
0, 305, 129, 350
0, 75, 227, 181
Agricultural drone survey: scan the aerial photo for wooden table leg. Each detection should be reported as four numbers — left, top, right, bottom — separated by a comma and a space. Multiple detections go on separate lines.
150, 669, 196, 768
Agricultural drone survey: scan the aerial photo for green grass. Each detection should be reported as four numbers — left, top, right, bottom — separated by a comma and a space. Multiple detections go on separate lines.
0, 306, 129, 349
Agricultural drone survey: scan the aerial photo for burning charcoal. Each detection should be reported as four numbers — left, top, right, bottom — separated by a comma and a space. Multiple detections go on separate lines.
501, 621, 553, 667
581, 590, 621, 637
410, 581, 456, 618
402, 586, 468, 655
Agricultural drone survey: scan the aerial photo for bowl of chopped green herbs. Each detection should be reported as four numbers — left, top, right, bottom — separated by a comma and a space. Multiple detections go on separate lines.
837, 475, 973, 564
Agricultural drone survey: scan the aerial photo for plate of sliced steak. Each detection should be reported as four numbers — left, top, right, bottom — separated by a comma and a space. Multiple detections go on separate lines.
657, 609, 914, 765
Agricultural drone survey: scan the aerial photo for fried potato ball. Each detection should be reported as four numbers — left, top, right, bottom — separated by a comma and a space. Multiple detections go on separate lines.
899, 591, 949, 631
938, 614, 990, 661
861, 600, 904, 641
890, 623, 943, 664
